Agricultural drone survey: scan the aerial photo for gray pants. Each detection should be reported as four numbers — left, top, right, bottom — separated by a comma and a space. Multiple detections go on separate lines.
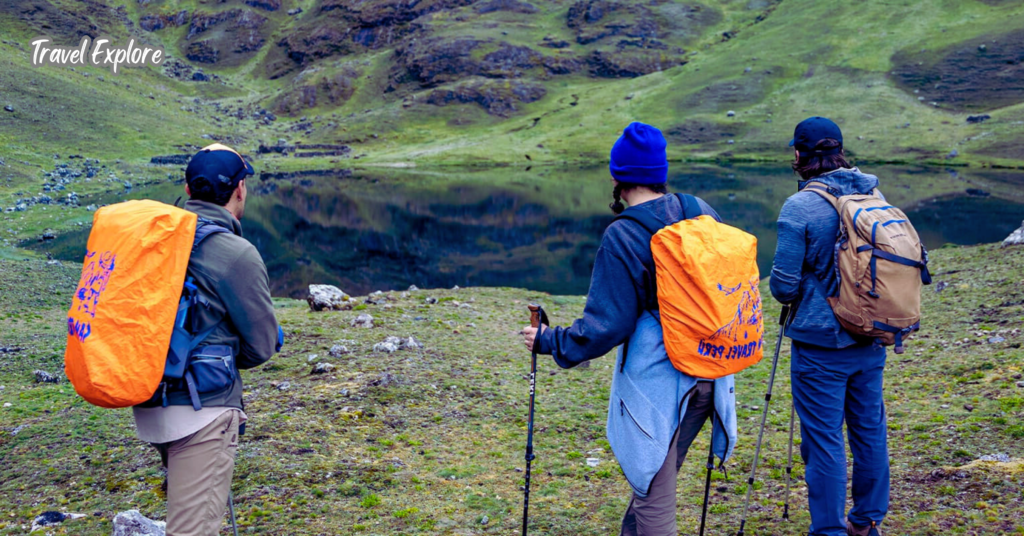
621, 381, 715, 536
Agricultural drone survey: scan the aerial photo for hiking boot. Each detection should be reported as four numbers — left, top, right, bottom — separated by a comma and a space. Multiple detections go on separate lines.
846, 520, 882, 536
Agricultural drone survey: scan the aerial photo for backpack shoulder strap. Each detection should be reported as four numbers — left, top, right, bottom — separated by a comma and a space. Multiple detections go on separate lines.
192, 218, 231, 252
802, 181, 841, 211
676, 193, 702, 220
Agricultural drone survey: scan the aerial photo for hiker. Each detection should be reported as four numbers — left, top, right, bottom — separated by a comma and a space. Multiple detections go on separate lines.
132, 144, 280, 535
521, 122, 738, 536
770, 117, 891, 536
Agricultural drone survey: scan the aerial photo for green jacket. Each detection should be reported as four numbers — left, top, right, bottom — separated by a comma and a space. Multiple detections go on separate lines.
138, 200, 278, 410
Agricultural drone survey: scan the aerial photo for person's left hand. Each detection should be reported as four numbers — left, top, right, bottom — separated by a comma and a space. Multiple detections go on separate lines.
522, 324, 546, 352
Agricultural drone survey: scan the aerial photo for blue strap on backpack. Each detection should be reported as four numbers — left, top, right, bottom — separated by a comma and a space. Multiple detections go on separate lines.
160, 218, 231, 409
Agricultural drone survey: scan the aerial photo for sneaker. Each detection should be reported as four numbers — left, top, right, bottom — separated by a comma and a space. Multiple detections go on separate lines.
846, 521, 881, 536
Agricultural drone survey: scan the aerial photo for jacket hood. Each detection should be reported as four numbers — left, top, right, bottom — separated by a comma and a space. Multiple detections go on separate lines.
798, 167, 879, 197
184, 199, 243, 237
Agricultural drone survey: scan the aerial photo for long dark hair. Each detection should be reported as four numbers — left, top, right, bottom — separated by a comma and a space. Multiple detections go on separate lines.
610, 182, 668, 215
792, 138, 851, 181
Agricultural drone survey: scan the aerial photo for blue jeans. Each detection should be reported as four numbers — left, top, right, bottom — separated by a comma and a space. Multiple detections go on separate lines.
791, 342, 889, 536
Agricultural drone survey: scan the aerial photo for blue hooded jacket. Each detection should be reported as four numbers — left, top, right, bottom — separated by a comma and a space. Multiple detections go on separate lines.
769, 167, 882, 348
535, 194, 738, 497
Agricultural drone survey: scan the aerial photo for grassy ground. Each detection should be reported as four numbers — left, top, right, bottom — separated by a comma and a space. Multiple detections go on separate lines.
0, 243, 1021, 535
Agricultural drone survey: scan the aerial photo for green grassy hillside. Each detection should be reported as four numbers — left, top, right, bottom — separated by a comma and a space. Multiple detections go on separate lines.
1, 0, 1024, 171
0, 243, 1021, 535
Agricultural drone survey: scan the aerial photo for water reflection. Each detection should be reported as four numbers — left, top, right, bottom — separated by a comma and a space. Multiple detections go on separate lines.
35, 164, 1024, 297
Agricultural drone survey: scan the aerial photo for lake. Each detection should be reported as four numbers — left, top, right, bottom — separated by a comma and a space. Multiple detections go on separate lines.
34, 163, 1024, 298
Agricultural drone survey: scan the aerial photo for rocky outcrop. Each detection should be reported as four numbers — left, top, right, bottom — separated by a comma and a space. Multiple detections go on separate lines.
395, 38, 486, 87
586, 50, 684, 78
139, 10, 189, 32
184, 9, 268, 63
245, 0, 281, 11
426, 80, 546, 116
1003, 221, 1024, 247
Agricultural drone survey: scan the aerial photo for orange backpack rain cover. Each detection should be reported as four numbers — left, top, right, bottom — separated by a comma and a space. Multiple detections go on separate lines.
651, 216, 764, 379
65, 200, 198, 408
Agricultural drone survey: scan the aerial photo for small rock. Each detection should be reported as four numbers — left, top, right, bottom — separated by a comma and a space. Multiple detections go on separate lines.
481, 515, 489, 525
401, 336, 423, 350
47, 259, 61, 266
452, 285, 460, 290
276, 381, 291, 391
307, 354, 319, 363
978, 44, 987, 52
726, 110, 736, 117
329, 344, 349, 358
408, 284, 419, 291
966, 114, 991, 124
307, 284, 351, 311
514, 467, 523, 472
744, 67, 752, 73
3, 105, 12, 112
987, 336, 1005, 344
340, 388, 350, 397
287, 7, 303, 15
586, 458, 600, 467
2, 403, 10, 408
934, 281, 948, 293
425, 296, 438, 304
1016, 381, 1024, 389
311, 362, 335, 374
978, 453, 1010, 463
964, 404, 974, 412
112, 510, 166, 536
373, 341, 399, 353
727, 139, 735, 145
351, 314, 374, 328
34, 370, 59, 384
946, 149, 959, 159
940, 404, 949, 409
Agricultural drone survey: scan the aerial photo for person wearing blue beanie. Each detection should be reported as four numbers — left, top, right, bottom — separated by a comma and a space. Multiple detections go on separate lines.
522, 122, 733, 535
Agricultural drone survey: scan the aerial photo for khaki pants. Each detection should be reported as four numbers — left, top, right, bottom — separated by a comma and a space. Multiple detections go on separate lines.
154, 410, 240, 536
620, 381, 715, 536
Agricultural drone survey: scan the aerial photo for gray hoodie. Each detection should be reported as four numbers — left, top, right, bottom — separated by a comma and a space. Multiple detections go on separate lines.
769, 167, 881, 348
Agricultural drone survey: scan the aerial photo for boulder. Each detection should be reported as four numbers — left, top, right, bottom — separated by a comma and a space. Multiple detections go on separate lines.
31, 511, 85, 532
329, 344, 349, 357
401, 336, 423, 350
112, 510, 166, 536
351, 314, 374, 328
307, 284, 350, 311
373, 341, 399, 353
1002, 221, 1024, 248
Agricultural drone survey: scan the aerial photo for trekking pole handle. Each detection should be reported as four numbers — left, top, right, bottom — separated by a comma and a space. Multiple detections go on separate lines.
529, 304, 542, 329
778, 304, 792, 327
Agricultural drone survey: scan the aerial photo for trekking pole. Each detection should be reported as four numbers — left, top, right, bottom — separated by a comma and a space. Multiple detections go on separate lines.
228, 490, 239, 536
522, 304, 548, 536
782, 395, 797, 520
736, 304, 792, 536
698, 384, 717, 536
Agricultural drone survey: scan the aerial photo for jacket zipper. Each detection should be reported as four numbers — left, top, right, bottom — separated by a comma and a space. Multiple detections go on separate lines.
619, 400, 654, 441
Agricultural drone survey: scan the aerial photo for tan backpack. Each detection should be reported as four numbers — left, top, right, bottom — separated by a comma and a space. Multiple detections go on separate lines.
805, 182, 932, 353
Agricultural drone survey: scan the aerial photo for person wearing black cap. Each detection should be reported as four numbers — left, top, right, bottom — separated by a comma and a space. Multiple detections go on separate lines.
522, 123, 737, 535
133, 143, 281, 536
770, 118, 888, 536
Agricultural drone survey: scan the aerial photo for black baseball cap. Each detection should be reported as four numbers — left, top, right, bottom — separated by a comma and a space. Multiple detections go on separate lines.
185, 143, 254, 193
789, 116, 843, 155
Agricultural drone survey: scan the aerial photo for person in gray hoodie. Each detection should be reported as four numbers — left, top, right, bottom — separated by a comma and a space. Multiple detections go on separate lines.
770, 117, 888, 536
133, 144, 281, 536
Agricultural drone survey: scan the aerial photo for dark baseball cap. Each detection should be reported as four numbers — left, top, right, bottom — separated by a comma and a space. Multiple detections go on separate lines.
185, 143, 254, 192
789, 116, 843, 155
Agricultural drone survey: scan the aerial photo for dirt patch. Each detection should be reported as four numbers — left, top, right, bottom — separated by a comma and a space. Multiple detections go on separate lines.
891, 29, 1024, 112
664, 120, 746, 144
972, 139, 1024, 161
676, 77, 769, 113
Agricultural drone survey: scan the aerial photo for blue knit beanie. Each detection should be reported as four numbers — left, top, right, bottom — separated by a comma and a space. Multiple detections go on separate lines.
609, 122, 668, 185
